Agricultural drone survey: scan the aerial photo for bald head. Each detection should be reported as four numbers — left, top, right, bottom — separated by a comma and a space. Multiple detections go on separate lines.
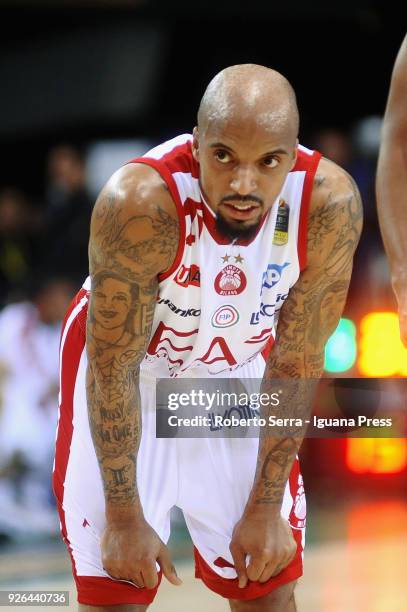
197, 64, 299, 141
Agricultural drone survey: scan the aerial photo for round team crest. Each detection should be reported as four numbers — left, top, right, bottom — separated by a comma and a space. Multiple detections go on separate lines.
214, 265, 247, 296
211, 305, 240, 328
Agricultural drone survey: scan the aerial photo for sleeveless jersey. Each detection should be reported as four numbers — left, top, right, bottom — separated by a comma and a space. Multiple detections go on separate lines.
118, 135, 320, 378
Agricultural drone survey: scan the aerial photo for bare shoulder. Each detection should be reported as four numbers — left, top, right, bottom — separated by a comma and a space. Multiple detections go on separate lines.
91, 162, 178, 236
307, 156, 363, 270
90, 162, 179, 282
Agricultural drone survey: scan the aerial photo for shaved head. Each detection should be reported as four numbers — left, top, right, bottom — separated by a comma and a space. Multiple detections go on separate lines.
193, 64, 300, 242
197, 64, 299, 140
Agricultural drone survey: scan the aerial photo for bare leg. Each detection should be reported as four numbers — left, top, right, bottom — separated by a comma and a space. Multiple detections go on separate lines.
78, 604, 149, 612
228, 580, 297, 612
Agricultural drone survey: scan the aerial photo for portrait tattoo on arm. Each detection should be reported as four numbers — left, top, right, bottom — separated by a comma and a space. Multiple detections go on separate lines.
86, 186, 179, 509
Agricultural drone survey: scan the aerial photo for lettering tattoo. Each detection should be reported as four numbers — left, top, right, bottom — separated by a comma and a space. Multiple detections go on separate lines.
257, 439, 298, 503
86, 185, 179, 507
249, 162, 363, 507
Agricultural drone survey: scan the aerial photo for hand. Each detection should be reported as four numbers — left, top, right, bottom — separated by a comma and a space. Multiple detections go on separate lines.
229, 511, 297, 588
101, 516, 182, 589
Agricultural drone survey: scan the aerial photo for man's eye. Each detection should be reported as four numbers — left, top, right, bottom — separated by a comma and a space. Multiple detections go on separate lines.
215, 150, 231, 163
263, 157, 278, 168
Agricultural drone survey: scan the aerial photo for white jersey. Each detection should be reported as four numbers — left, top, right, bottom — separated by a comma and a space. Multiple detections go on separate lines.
129, 134, 321, 378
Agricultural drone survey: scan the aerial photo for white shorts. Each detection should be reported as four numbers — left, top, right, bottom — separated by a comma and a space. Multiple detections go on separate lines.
53, 288, 306, 606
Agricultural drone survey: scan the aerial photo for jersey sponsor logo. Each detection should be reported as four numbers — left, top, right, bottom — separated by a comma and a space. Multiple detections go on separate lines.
260, 262, 290, 293
273, 198, 290, 245
157, 297, 200, 317
214, 264, 247, 296
174, 264, 201, 288
211, 304, 239, 328
250, 293, 288, 325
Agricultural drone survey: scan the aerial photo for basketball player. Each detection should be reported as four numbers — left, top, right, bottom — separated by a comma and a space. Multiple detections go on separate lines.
53, 64, 362, 611
377, 34, 407, 346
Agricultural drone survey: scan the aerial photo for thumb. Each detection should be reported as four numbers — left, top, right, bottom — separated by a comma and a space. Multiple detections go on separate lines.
157, 545, 182, 586
230, 545, 248, 588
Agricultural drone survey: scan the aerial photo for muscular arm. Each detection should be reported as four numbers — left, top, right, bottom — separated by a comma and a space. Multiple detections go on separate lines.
376, 34, 407, 343
86, 164, 179, 541
230, 158, 362, 585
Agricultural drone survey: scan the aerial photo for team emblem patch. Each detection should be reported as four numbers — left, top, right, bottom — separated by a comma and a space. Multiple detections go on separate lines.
211, 305, 240, 328
273, 198, 290, 245
214, 265, 247, 296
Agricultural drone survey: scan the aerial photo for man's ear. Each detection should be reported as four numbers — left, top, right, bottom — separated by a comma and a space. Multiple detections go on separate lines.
192, 127, 200, 162
290, 139, 299, 170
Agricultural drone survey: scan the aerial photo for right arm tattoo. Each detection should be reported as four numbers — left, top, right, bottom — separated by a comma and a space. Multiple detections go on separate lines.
86, 180, 178, 512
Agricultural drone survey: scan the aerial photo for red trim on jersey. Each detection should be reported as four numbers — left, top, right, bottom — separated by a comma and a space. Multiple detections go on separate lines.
129, 155, 186, 282
193, 527, 303, 600
261, 335, 275, 361
296, 149, 322, 271
53, 289, 88, 583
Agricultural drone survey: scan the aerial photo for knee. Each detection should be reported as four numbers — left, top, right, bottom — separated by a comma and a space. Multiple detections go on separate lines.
229, 579, 297, 611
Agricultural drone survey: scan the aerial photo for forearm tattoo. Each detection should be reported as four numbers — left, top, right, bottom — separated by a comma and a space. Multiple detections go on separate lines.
251, 167, 363, 506
86, 190, 178, 506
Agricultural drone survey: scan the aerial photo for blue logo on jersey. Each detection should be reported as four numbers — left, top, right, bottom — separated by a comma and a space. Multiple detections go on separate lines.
261, 262, 290, 293
250, 292, 289, 325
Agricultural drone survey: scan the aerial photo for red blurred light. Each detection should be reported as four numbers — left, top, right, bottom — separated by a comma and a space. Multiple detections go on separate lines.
346, 439, 407, 474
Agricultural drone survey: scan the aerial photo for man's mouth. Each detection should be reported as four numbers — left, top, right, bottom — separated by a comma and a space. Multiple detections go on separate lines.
225, 203, 256, 210
222, 201, 260, 219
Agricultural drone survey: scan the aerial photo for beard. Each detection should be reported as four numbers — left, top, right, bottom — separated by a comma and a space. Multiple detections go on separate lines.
215, 212, 262, 242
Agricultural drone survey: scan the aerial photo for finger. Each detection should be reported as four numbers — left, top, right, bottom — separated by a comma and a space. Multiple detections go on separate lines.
140, 559, 159, 590
230, 545, 248, 588
246, 556, 266, 582
258, 562, 276, 583
157, 546, 182, 586
103, 566, 144, 588
133, 571, 145, 588
258, 560, 286, 582
259, 549, 296, 582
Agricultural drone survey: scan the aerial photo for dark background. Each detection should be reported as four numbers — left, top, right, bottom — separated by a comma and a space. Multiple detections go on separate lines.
1, 1, 405, 196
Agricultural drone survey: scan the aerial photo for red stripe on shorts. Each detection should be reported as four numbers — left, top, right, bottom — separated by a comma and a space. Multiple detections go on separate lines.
53, 289, 88, 580
194, 527, 303, 601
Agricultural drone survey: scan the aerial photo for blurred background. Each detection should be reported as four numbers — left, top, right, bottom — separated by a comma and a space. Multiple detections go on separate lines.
0, 1, 406, 610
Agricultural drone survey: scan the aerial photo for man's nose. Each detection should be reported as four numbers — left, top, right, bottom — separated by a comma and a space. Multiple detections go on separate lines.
229, 165, 258, 195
